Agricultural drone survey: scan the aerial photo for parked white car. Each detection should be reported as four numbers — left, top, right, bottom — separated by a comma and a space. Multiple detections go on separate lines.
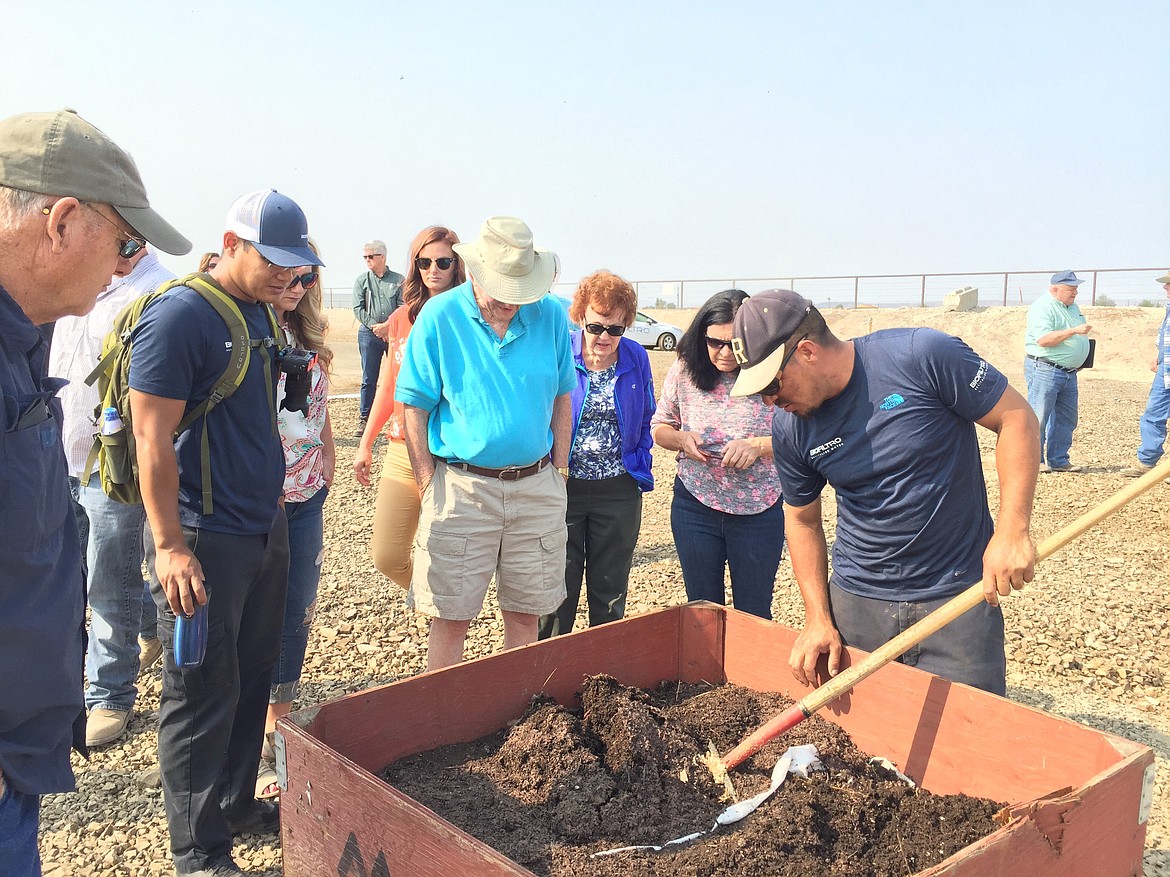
626, 311, 682, 351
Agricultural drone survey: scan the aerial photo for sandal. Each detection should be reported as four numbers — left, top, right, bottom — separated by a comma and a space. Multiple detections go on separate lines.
255, 731, 280, 800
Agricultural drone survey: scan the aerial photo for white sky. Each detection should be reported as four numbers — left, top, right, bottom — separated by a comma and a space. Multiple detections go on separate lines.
5, 1, 1168, 296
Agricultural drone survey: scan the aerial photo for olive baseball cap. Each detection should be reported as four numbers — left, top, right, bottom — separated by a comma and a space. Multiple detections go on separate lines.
729, 289, 814, 397
0, 109, 191, 255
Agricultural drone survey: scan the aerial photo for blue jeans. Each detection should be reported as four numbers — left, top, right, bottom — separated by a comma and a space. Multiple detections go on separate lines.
1137, 362, 1170, 467
67, 476, 89, 582
78, 474, 157, 713
357, 325, 388, 419
1024, 357, 1078, 467
0, 779, 41, 877
670, 478, 784, 620
271, 486, 327, 704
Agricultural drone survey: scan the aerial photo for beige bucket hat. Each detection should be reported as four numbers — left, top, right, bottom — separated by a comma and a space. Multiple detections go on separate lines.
453, 216, 558, 305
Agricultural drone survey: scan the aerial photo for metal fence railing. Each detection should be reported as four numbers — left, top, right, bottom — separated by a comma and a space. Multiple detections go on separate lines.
322, 267, 1167, 311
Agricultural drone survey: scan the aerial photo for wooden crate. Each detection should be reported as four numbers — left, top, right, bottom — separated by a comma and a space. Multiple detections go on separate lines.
277, 603, 1155, 877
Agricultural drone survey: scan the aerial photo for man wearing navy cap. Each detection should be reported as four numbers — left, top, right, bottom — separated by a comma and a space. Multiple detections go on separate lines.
1023, 270, 1093, 472
130, 190, 322, 877
730, 290, 1039, 696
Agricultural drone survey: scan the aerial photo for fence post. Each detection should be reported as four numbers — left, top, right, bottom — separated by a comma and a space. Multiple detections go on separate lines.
920, 275, 926, 307
853, 276, 859, 309
1091, 271, 1098, 306
1002, 273, 1008, 307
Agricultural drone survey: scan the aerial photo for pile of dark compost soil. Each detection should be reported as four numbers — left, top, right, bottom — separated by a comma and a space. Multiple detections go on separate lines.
379, 675, 1005, 876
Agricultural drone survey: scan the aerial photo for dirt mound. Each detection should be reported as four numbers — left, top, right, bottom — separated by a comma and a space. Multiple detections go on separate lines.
380, 676, 1003, 877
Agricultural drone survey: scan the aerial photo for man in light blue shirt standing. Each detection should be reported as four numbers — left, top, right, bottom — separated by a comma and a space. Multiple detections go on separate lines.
1024, 270, 1093, 472
397, 217, 575, 671
1120, 271, 1170, 479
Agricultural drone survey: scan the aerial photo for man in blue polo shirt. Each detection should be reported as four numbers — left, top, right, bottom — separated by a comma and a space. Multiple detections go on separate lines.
1024, 270, 1093, 473
0, 108, 190, 877
131, 190, 321, 877
730, 290, 1039, 695
397, 216, 574, 671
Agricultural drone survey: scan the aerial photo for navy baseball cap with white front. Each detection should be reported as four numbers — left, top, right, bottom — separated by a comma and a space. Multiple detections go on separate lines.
1050, 270, 1084, 287
226, 189, 323, 267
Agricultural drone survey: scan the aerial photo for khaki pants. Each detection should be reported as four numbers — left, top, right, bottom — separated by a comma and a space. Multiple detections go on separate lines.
370, 440, 419, 589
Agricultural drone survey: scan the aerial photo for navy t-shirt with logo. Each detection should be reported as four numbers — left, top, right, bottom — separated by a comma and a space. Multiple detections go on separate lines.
773, 328, 1008, 602
129, 286, 285, 536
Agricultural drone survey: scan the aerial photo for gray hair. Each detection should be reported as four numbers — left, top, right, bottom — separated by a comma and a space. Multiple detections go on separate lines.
0, 185, 56, 231
363, 239, 387, 256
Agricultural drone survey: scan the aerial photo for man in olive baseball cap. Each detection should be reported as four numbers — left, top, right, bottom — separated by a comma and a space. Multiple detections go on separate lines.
0, 109, 189, 874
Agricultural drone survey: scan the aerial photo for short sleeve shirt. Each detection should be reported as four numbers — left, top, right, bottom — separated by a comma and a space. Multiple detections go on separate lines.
129, 287, 285, 535
773, 328, 1008, 601
650, 361, 780, 514
1024, 294, 1089, 368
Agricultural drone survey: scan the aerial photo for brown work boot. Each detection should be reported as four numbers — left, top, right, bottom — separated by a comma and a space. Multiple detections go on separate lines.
138, 636, 163, 676
86, 708, 131, 747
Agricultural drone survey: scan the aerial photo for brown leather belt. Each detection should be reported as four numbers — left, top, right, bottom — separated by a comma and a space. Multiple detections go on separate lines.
445, 455, 550, 481
1026, 353, 1079, 374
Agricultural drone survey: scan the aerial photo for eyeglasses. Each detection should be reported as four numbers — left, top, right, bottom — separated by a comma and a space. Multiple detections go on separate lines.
80, 203, 146, 260
584, 323, 626, 337
289, 271, 318, 290
758, 333, 810, 396
705, 336, 734, 350
363, 253, 383, 260
416, 256, 455, 271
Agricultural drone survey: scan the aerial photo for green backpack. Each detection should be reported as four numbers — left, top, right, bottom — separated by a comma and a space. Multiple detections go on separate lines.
82, 272, 283, 515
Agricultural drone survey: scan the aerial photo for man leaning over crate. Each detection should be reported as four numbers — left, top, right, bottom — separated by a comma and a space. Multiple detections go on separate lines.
130, 190, 321, 877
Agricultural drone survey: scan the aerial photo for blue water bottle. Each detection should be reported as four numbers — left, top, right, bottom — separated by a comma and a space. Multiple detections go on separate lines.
100, 406, 124, 434
174, 596, 209, 669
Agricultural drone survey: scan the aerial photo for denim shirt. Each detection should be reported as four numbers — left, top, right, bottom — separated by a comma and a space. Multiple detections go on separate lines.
0, 284, 85, 796
569, 332, 656, 492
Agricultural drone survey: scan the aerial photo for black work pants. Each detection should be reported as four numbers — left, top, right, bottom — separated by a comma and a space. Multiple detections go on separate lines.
539, 473, 642, 638
146, 513, 289, 873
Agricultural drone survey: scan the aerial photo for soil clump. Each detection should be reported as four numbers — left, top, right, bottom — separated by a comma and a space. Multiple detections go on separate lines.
380, 675, 1004, 876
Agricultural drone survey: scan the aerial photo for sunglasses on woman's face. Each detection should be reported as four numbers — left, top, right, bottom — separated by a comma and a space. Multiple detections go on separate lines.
416, 256, 455, 271
584, 323, 626, 337
705, 336, 734, 350
289, 271, 318, 290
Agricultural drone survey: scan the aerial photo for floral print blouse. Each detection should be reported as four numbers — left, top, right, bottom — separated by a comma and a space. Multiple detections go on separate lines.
276, 329, 329, 504
569, 362, 626, 480
650, 360, 780, 514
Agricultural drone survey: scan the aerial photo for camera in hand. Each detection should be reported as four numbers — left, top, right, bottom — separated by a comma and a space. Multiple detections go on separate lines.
277, 346, 318, 415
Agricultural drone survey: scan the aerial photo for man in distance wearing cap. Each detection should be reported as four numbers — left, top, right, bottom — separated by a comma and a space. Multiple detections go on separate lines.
1119, 271, 1170, 480
396, 216, 574, 670
730, 290, 1039, 696
1023, 270, 1093, 473
130, 189, 321, 877
0, 108, 189, 876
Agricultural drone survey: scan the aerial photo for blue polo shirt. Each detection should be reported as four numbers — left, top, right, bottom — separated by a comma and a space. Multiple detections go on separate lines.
129, 286, 285, 535
396, 283, 575, 467
0, 284, 85, 796
773, 328, 1008, 601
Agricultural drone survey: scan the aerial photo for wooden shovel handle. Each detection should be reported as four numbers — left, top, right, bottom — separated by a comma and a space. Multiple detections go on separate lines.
722, 457, 1170, 770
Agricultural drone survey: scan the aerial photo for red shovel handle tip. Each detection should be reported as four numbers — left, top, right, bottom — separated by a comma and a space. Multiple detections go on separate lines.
721, 702, 809, 770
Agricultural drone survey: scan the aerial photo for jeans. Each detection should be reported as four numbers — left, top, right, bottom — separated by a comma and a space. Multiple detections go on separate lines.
539, 474, 642, 638
828, 581, 1007, 695
1024, 357, 1079, 467
357, 325, 388, 420
0, 780, 41, 877
670, 478, 784, 620
1137, 362, 1170, 467
77, 474, 156, 713
67, 476, 89, 582
271, 486, 327, 704
147, 515, 289, 873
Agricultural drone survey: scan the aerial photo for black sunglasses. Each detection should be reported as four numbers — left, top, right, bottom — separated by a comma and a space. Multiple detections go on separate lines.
289, 271, 318, 290
416, 256, 455, 271
758, 333, 810, 396
705, 336, 734, 350
81, 203, 146, 259
584, 323, 626, 337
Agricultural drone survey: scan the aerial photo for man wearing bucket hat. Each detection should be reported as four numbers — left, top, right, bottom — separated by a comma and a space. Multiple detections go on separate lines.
130, 190, 321, 876
1119, 271, 1170, 481
0, 108, 189, 876
1023, 270, 1093, 473
396, 216, 575, 670
730, 290, 1039, 695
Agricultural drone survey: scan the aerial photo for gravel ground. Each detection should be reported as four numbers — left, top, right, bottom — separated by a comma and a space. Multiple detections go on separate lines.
39, 350, 1169, 876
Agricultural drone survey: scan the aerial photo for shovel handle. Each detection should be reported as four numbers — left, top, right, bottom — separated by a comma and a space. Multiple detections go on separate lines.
722, 458, 1170, 770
